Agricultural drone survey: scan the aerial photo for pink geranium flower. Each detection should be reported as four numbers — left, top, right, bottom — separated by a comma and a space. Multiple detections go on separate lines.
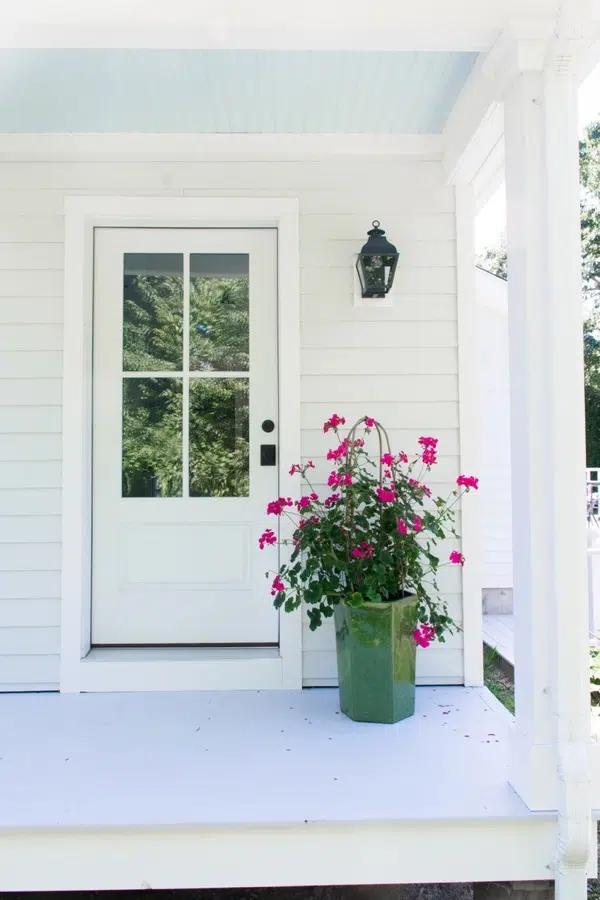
381, 453, 395, 466
397, 519, 408, 535
449, 551, 465, 566
328, 471, 352, 488
258, 529, 277, 550
324, 493, 340, 507
413, 516, 423, 532
422, 447, 437, 467
364, 416, 375, 428
297, 495, 317, 511
376, 486, 396, 503
399, 451, 409, 464
271, 575, 285, 596
457, 474, 479, 490
418, 437, 438, 450
351, 541, 374, 560
323, 414, 346, 433
267, 497, 293, 515
327, 440, 349, 462
413, 624, 437, 648
409, 478, 432, 498
289, 463, 302, 476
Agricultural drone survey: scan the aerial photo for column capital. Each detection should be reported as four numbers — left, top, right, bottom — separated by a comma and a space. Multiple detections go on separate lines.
483, 2, 593, 97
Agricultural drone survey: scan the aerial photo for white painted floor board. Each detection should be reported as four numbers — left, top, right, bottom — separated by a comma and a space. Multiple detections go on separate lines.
0, 686, 534, 829
483, 613, 515, 666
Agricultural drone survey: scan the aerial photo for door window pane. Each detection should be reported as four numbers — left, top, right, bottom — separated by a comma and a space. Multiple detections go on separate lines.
123, 253, 184, 371
189, 379, 249, 497
122, 378, 183, 497
189, 254, 249, 372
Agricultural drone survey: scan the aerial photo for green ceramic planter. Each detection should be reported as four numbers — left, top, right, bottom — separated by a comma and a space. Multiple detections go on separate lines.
334, 594, 418, 724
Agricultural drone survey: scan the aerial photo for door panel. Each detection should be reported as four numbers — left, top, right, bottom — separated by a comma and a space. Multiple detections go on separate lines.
91, 228, 279, 645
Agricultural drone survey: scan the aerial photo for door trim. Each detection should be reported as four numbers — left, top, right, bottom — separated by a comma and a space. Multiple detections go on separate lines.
61, 196, 301, 693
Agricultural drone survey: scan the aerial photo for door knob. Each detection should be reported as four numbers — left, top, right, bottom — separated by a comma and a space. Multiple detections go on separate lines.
262, 419, 275, 433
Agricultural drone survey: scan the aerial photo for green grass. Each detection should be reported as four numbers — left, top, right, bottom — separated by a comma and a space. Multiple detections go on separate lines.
483, 645, 515, 714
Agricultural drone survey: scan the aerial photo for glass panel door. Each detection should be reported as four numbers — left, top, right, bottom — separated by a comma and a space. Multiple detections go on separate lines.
92, 228, 278, 646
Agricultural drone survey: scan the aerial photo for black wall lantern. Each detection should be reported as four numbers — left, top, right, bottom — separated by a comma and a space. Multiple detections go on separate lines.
356, 221, 399, 299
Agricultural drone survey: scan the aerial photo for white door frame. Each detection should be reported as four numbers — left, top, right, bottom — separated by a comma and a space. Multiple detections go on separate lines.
61, 196, 301, 693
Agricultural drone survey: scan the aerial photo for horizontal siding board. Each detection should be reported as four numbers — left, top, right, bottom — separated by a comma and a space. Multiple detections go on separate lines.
0, 654, 59, 682
0, 436, 61, 462
0, 351, 62, 378
0, 598, 60, 627
0, 241, 64, 268
300, 266, 455, 296
302, 403, 459, 430
302, 428, 461, 456
301, 321, 457, 349
0, 270, 64, 297
300, 213, 455, 243
0, 325, 62, 351
0, 298, 63, 324
0, 542, 60, 571
0, 161, 444, 191
0, 571, 61, 599
0, 462, 61, 489
0, 379, 62, 406
0, 407, 61, 432
300, 239, 456, 269
302, 455, 460, 485
301, 374, 458, 403
0, 217, 64, 243
300, 295, 457, 324
302, 649, 464, 683
0, 489, 61, 515
0, 626, 60, 655
0, 516, 60, 541
300, 348, 458, 376
303, 597, 463, 651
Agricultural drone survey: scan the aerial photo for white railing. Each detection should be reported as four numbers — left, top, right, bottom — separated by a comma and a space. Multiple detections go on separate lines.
587, 468, 600, 520
586, 471, 600, 634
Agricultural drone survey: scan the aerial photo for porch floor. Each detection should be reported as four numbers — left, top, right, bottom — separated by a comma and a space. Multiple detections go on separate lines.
0, 686, 532, 828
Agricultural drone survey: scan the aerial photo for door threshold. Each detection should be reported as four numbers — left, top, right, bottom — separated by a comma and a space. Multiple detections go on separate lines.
85, 646, 281, 663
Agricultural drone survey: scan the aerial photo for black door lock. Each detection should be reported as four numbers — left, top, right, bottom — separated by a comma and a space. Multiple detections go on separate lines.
262, 419, 275, 433
261, 445, 276, 466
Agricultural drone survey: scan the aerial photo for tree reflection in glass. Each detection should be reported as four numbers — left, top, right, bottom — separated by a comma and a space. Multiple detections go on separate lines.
189, 254, 249, 372
189, 379, 249, 497
123, 254, 184, 371
122, 378, 183, 497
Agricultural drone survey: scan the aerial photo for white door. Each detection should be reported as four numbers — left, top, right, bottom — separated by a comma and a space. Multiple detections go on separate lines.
91, 228, 279, 645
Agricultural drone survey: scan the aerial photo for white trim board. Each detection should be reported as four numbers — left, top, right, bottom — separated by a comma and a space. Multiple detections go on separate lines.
455, 184, 484, 686
0, 133, 444, 161
61, 195, 302, 693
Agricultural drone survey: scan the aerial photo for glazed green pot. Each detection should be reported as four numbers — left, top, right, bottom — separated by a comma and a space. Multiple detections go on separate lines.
334, 594, 418, 724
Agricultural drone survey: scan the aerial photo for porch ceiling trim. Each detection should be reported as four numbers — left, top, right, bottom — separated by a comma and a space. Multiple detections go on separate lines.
0, 1, 559, 53
0, 133, 444, 161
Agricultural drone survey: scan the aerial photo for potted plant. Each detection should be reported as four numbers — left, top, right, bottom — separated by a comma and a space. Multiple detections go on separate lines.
259, 415, 478, 724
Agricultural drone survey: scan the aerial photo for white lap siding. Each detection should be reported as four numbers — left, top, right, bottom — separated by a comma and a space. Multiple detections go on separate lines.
0, 154, 461, 689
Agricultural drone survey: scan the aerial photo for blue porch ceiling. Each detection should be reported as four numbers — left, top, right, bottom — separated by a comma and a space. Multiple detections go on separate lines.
0, 49, 477, 134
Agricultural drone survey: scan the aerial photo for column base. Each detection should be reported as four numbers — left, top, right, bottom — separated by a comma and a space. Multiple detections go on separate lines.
509, 725, 557, 809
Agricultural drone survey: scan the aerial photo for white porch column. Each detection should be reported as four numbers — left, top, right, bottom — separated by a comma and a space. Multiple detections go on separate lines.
504, 64, 555, 809
504, 40, 591, 838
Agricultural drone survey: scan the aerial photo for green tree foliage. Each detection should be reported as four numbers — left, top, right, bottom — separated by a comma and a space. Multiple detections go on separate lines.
121, 267, 250, 498
480, 121, 600, 465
